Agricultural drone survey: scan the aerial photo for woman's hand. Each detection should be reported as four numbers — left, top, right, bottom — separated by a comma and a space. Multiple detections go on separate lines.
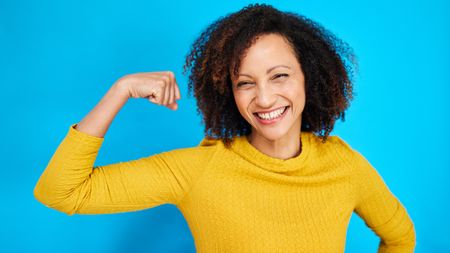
74, 71, 182, 138
116, 71, 181, 110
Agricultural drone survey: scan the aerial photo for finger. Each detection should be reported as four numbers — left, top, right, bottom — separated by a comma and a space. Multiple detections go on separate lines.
168, 85, 175, 107
151, 75, 166, 105
168, 102, 178, 110
167, 73, 175, 106
162, 77, 170, 105
148, 86, 162, 104
174, 75, 181, 99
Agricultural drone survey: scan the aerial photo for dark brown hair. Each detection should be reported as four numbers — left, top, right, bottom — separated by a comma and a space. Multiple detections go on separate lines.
183, 3, 357, 148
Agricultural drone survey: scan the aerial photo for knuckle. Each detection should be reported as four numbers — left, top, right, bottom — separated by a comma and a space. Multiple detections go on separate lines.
155, 79, 165, 86
162, 75, 171, 83
166, 71, 174, 78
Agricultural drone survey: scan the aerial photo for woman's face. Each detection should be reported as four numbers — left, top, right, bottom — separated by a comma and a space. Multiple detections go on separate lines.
231, 33, 306, 142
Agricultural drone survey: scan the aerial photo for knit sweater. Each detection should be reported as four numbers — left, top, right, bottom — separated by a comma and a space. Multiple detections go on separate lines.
33, 123, 416, 253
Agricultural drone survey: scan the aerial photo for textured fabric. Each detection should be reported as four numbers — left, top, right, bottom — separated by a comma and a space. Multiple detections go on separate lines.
34, 123, 416, 253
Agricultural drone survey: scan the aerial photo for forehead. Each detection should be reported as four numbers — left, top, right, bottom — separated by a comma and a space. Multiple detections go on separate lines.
238, 33, 297, 71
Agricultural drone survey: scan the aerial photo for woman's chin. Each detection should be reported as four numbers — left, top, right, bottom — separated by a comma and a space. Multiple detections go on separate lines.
251, 128, 289, 143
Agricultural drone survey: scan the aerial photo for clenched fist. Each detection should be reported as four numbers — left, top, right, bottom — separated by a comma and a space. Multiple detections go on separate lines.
116, 71, 181, 110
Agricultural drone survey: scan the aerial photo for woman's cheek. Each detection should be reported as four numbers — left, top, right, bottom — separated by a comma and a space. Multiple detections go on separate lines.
234, 93, 251, 117
288, 78, 305, 95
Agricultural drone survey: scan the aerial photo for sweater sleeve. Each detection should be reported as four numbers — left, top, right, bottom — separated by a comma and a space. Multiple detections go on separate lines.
350, 149, 416, 253
33, 123, 214, 215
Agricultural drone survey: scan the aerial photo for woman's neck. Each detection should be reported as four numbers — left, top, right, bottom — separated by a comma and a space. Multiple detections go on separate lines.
247, 130, 302, 160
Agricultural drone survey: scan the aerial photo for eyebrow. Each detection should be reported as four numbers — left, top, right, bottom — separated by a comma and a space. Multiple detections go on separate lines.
238, 65, 291, 77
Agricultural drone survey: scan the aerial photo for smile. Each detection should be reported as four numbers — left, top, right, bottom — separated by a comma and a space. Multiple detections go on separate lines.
253, 106, 289, 124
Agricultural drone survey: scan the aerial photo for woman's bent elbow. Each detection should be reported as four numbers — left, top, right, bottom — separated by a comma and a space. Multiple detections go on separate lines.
33, 182, 78, 216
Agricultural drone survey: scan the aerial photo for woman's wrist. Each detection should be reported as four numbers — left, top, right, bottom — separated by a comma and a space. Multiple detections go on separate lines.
112, 78, 131, 100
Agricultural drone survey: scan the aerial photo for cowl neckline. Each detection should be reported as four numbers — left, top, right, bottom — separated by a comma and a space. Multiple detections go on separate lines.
230, 131, 313, 173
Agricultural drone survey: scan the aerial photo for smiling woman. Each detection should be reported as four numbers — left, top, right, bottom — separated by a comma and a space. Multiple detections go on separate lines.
183, 3, 357, 150
231, 33, 306, 160
34, 3, 416, 253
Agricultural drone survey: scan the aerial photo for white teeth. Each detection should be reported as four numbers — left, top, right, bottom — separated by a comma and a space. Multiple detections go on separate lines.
256, 106, 287, 120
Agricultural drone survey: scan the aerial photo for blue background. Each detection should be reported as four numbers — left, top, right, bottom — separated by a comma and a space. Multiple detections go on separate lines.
1, 0, 449, 252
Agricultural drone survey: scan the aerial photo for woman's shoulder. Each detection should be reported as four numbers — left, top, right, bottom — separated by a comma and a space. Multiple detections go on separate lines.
198, 137, 218, 147
157, 136, 222, 161
324, 134, 353, 151
198, 136, 225, 147
309, 132, 354, 152
309, 132, 360, 163
319, 134, 376, 174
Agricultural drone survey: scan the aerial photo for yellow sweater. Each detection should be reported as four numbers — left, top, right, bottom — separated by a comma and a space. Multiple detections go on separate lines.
34, 123, 416, 253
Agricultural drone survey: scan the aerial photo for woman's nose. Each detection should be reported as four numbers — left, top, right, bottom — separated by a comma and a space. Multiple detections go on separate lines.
255, 85, 276, 108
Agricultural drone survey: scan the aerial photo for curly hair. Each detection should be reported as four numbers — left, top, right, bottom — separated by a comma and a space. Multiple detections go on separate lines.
183, 3, 357, 148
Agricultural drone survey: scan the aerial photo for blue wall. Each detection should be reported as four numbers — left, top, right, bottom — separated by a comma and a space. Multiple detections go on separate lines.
1, 0, 448, 252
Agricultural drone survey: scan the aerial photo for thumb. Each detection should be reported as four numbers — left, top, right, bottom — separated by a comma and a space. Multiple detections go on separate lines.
148, 95, 161, 105
167, 102, 178, 110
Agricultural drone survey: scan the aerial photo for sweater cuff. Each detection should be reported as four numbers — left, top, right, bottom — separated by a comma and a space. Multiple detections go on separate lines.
66, 123, 104, 149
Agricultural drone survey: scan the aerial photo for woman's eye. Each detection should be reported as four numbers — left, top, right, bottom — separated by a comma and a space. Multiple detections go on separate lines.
273, 73, 289, 79
237, 82, 252, 87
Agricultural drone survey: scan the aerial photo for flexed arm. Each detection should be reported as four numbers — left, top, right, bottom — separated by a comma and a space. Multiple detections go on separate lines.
33, 72, 205, 215
74, 71, 181, 138
33, 124, 205, 215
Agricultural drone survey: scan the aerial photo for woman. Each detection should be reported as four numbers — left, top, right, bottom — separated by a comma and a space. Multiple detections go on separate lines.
34, 4, 416, 252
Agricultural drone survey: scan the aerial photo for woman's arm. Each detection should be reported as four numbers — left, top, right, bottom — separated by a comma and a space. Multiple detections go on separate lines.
34, 124, 208, 215
33, 72, 191, 215
75, 71, 180, 138
352, 150, 416, 253
74, 80, 129, 138
33, 123, 213, 215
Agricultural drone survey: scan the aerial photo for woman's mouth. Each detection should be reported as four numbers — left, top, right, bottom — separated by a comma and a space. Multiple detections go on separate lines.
253, 106, 289, 125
